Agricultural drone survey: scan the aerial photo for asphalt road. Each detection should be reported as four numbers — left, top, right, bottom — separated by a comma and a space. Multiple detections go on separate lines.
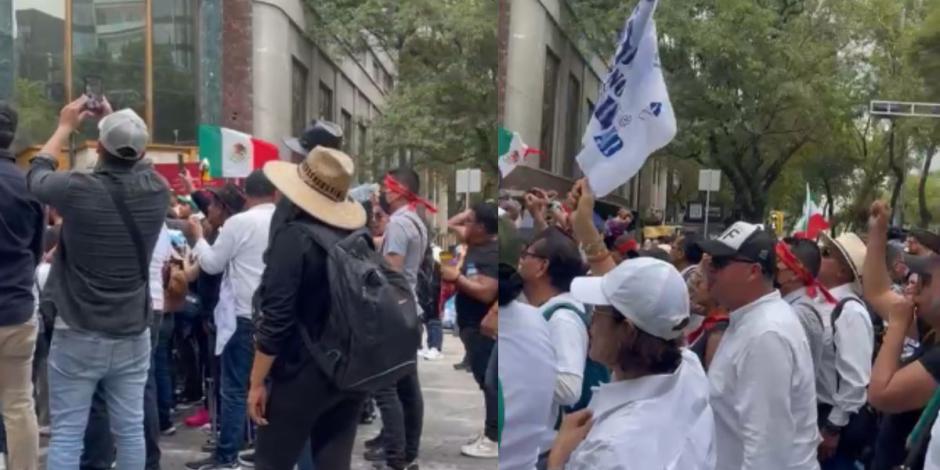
38, 334, 496, 470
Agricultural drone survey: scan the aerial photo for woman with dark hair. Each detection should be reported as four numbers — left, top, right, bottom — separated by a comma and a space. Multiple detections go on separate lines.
545, 179, 716, 470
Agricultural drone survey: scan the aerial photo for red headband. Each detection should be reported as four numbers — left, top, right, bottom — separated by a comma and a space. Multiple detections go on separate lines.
385, 174, 438, 214
775, 241, 837, 304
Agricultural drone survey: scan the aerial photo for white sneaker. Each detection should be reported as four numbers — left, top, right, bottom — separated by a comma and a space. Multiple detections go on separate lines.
461, 435, 498, 459
0, 452, 7, 470
423, 349, 442, 361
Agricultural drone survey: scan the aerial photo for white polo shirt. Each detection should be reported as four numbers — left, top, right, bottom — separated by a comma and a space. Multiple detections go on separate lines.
538, 293, 589, 452
499, 300, 557, 470
564, 349, 716, 470
817, 284, 873, 428
708, 290, 820, 470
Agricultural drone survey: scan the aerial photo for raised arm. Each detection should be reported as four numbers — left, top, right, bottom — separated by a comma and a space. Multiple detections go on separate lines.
863, 200, 909, 320
569, 179, 616, 276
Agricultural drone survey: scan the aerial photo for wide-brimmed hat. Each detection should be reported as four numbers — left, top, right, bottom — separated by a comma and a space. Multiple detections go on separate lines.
206, 183, 246, 215
263, 146, 366, 230
819, 232, 867, 283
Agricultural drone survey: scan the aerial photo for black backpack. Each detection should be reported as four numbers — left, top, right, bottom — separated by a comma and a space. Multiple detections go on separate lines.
296, 222, 421, 393
407, 218, 439, 321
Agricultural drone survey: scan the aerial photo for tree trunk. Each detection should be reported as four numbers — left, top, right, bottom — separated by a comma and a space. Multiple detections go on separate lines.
920, 145, 937, 228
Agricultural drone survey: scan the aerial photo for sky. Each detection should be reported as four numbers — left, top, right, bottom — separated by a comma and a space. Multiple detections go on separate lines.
15, 0, 66, 18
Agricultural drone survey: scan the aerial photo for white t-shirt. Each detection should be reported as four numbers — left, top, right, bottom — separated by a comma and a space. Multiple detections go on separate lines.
498, 300, 557, 470
708, 290, 820, 470
148, 224, 172, 312
539, 293, 589, 452
565, 349, 716, 470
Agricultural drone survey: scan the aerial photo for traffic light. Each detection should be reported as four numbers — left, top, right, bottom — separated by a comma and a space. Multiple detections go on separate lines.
770, 211, 785, 236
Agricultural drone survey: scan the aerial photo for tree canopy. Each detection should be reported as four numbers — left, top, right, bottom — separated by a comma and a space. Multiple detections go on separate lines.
571, 0, 940, 225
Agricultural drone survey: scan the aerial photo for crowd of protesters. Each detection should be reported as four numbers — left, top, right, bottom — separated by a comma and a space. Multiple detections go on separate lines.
498, 177, 940, 470
0, 94, 499, 470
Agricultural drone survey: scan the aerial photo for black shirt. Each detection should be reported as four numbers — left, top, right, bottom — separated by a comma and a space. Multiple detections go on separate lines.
456, 239, 498, 329
872, 338, 940, 470
255, 218, 335, 377
0, 150, 44, 326
27, 155, 169, 337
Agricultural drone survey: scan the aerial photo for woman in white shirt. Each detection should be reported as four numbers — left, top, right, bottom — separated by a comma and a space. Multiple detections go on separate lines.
546, 179, 716, 470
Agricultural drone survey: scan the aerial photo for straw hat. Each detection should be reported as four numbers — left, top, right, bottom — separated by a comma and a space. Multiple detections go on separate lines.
819, 232, 867, 283
263, 146, 366, 230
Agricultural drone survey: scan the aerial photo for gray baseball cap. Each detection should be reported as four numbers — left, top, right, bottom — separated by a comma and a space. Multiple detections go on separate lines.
98, 108, 149, 160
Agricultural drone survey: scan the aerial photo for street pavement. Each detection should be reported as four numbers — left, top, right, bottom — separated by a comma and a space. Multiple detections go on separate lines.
39, 333, 496, 470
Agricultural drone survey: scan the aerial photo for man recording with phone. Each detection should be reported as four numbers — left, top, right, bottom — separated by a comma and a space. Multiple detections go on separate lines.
27, 95, 170, 470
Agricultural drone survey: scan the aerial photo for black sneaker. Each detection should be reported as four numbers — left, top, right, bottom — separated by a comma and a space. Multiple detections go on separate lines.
184, 456, 238, 470
452, 361, 469, 371
363, 447, 387, 462
364, 434, 385, 450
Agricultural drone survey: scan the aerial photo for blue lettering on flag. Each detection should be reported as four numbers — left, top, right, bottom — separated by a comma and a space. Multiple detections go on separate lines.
650, 102, 662, 116
605, 68, 627, 97
593, 127, 624, 157
615, 19, 639, 66
594, 95, 619, 129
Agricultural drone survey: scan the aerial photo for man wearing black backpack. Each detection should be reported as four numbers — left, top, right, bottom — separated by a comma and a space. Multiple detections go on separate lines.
817, 232, 875, 468
363, 167, 434, 470
248, 147, 419, 470
444, 203, 499, 459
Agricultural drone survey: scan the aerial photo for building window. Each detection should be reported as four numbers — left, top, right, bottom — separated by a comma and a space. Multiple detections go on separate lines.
539, 48, 560, 171
72, 0, 147, 141
563, 73, 582, 177
13, 3, 67, 150
358, 123, 368, 159
341, 109, 353, 153
152, 0, 197, 144
319, 82, 334, 121
291, 59, 308, 136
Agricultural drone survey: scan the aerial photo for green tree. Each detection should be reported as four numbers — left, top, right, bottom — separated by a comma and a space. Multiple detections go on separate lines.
308, 0, 497, 194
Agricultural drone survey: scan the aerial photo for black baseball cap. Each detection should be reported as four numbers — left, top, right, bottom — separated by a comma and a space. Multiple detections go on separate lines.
284, 120, 343, 155
698, 222, 776, 271
207, 183, 246, 215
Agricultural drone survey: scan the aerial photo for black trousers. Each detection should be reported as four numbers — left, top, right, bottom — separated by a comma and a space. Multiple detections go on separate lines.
81, 315, 162, 470
374, 364, 424, 465
461, 326, 497, 441
254, 360, 366, 470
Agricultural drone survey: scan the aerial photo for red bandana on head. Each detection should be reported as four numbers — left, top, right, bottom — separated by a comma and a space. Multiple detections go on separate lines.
775, 241, 837, 304
385, 174, 438, 214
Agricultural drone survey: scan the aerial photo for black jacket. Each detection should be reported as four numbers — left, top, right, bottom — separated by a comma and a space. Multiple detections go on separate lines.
0, 149, 45, 325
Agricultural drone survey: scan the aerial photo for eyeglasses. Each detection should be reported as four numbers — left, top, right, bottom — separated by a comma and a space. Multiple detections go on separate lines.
709, 256, 758, 271
519, 245, 547, 261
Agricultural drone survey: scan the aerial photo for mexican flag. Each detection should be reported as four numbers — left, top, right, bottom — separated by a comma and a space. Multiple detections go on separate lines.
498, 127, 540, 177
794, 183, 830, 240
198, 125, 280, 179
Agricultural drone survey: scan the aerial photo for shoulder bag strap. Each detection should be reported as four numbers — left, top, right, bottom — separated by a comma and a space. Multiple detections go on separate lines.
830, 297, 864, 394
100, 175, 148, 282
542, 302, 588, 328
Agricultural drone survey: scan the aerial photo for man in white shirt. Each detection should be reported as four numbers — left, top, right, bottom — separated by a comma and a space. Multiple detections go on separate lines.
698, 222, 820, 470
186, 170, 276, 470
817, 232, 874, 467
498, 216, 557, 470
517, 226, 591, 460
546, 258, 715, 470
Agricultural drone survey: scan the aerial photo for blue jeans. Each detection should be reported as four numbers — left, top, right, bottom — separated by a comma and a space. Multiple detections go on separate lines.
216, 318, 254, 463
426, 319, 443, 351
154, 314, 175, 430
48, 328, 151, 470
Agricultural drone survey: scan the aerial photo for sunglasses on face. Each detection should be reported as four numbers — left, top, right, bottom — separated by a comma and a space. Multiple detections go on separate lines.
519, 244, 547, 261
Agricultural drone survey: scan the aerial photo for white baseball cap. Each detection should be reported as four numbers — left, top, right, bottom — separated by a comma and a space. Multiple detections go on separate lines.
570, 257, 690, 340
98, 108, 149, 160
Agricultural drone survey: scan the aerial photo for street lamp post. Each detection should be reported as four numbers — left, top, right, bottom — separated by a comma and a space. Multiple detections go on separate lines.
870, 100, 940, 226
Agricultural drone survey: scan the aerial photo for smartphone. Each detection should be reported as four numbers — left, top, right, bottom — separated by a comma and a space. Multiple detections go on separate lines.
83, 76, 103, 112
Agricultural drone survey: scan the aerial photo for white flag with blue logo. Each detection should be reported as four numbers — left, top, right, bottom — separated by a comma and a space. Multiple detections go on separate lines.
575, 0, 676, 197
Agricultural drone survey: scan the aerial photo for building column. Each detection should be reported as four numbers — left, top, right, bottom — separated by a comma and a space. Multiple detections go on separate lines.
199, 0, 222, 126
221, 0, 253, 133
0, 0, 13, 100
